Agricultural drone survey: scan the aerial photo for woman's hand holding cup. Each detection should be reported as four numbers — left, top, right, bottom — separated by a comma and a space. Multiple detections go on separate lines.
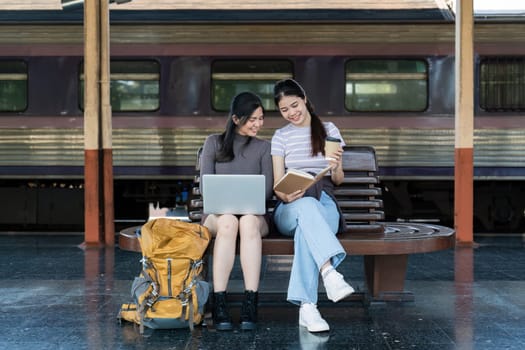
324, 136, 341, 161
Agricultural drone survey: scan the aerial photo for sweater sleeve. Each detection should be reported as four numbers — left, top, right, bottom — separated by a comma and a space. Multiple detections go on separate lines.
200, 134, 218, 182
260, 141, 274, 200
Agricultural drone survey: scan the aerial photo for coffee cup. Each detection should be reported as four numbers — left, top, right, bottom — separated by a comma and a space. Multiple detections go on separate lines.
324, 136, 341, 160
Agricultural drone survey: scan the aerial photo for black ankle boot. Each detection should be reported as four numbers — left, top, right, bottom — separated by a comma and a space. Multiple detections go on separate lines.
212, 292, 233, 331
240, 290, 258, 330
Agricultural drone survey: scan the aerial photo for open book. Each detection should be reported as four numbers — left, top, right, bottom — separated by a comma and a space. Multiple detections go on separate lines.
273, 165, 332, 194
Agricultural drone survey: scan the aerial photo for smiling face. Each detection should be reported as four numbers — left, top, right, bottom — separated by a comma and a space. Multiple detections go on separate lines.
277, 95, 311, 127
236, 106, 264, 137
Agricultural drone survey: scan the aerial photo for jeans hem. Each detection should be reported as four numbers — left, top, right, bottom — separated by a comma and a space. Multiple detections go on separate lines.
318, 250, 346, 270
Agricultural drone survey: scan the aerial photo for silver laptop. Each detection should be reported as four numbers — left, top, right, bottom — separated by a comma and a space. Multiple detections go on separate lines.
202, 174, 266, 215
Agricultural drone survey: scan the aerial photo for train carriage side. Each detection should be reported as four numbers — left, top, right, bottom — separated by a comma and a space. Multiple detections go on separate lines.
0, 18, 525, 232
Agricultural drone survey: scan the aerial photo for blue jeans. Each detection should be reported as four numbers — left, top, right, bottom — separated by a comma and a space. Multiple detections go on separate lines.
273, 191, 346, 305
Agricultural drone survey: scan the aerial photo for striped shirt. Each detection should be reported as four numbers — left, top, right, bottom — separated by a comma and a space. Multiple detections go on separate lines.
271, 121, 345, 174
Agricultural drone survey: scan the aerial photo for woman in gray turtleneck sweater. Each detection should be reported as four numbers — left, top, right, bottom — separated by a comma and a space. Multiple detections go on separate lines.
200, 92, 273, 331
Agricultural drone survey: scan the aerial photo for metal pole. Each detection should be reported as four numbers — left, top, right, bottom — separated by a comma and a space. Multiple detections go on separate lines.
454, 0, 474, 244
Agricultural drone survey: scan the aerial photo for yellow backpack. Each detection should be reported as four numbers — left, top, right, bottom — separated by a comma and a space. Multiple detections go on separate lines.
119, 218, 211, 333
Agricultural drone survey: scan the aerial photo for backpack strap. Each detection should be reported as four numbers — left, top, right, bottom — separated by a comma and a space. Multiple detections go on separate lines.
137, 257, 160, 334
188, 293, 195, 331
179, 259, 203, 331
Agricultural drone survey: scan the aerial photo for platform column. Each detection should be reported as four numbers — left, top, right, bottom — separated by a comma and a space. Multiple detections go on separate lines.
83, 0, 114, 246
454, 0, 474, 244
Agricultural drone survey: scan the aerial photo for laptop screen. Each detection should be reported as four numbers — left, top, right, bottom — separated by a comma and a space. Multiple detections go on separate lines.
201, 174, 266, 215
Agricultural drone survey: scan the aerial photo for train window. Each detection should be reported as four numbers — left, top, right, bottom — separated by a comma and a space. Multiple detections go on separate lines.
480, 57, 525, 111
211, 60, 293, 111
80, 60, 159, 112
0, 61, 27, 112
345, 59, 428, 112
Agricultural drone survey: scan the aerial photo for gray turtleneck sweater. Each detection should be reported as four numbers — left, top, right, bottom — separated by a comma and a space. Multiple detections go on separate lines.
200, 133, 273, 200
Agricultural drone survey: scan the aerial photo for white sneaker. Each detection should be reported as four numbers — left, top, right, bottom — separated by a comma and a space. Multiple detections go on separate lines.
322, 269, 355, 302
299, 303, 330, 333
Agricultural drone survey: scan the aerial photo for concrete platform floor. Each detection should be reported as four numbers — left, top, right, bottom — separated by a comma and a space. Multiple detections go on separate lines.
1, 234, 524, 349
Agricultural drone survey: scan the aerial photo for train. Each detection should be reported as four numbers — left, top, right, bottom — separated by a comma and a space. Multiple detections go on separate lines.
1, 3, 525, 233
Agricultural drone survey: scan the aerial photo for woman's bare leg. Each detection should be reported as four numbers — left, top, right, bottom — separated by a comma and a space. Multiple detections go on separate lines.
204, 214, 239, 292
239, 215, 268, 291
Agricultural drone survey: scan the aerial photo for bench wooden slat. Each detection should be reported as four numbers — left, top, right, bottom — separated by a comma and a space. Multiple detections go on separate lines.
190, 199, 203, 207
189, 211, 203, 221
341, 146, 378, 172
341, 177, 379, 184
338, 199, 383, 208
333, 188, 382, 196
345, 211, 385, 221
346, 223, 385, 234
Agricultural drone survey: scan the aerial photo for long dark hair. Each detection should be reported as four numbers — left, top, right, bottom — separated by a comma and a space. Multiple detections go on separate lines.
274, 79, 327, 156
217, 91, 264, 162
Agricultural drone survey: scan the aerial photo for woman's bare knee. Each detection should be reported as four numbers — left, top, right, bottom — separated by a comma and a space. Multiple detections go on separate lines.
216, 214, 239, 238
239, 215, 268, 238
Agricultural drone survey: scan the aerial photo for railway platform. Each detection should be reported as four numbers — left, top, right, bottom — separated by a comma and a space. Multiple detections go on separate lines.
1, 233, 524, 349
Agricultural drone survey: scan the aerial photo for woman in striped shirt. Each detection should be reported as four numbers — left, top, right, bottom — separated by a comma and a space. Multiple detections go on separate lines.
271, 79, 354, 333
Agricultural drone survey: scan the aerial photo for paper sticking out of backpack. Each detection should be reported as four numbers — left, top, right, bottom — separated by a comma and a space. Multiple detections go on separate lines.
148, 202, 191, 222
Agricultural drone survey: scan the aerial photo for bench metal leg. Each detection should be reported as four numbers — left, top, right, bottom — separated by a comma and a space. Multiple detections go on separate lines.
363, 254, 414, 302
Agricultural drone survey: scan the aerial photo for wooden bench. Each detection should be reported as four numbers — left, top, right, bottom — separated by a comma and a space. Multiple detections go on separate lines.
119, 146, 455, 302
